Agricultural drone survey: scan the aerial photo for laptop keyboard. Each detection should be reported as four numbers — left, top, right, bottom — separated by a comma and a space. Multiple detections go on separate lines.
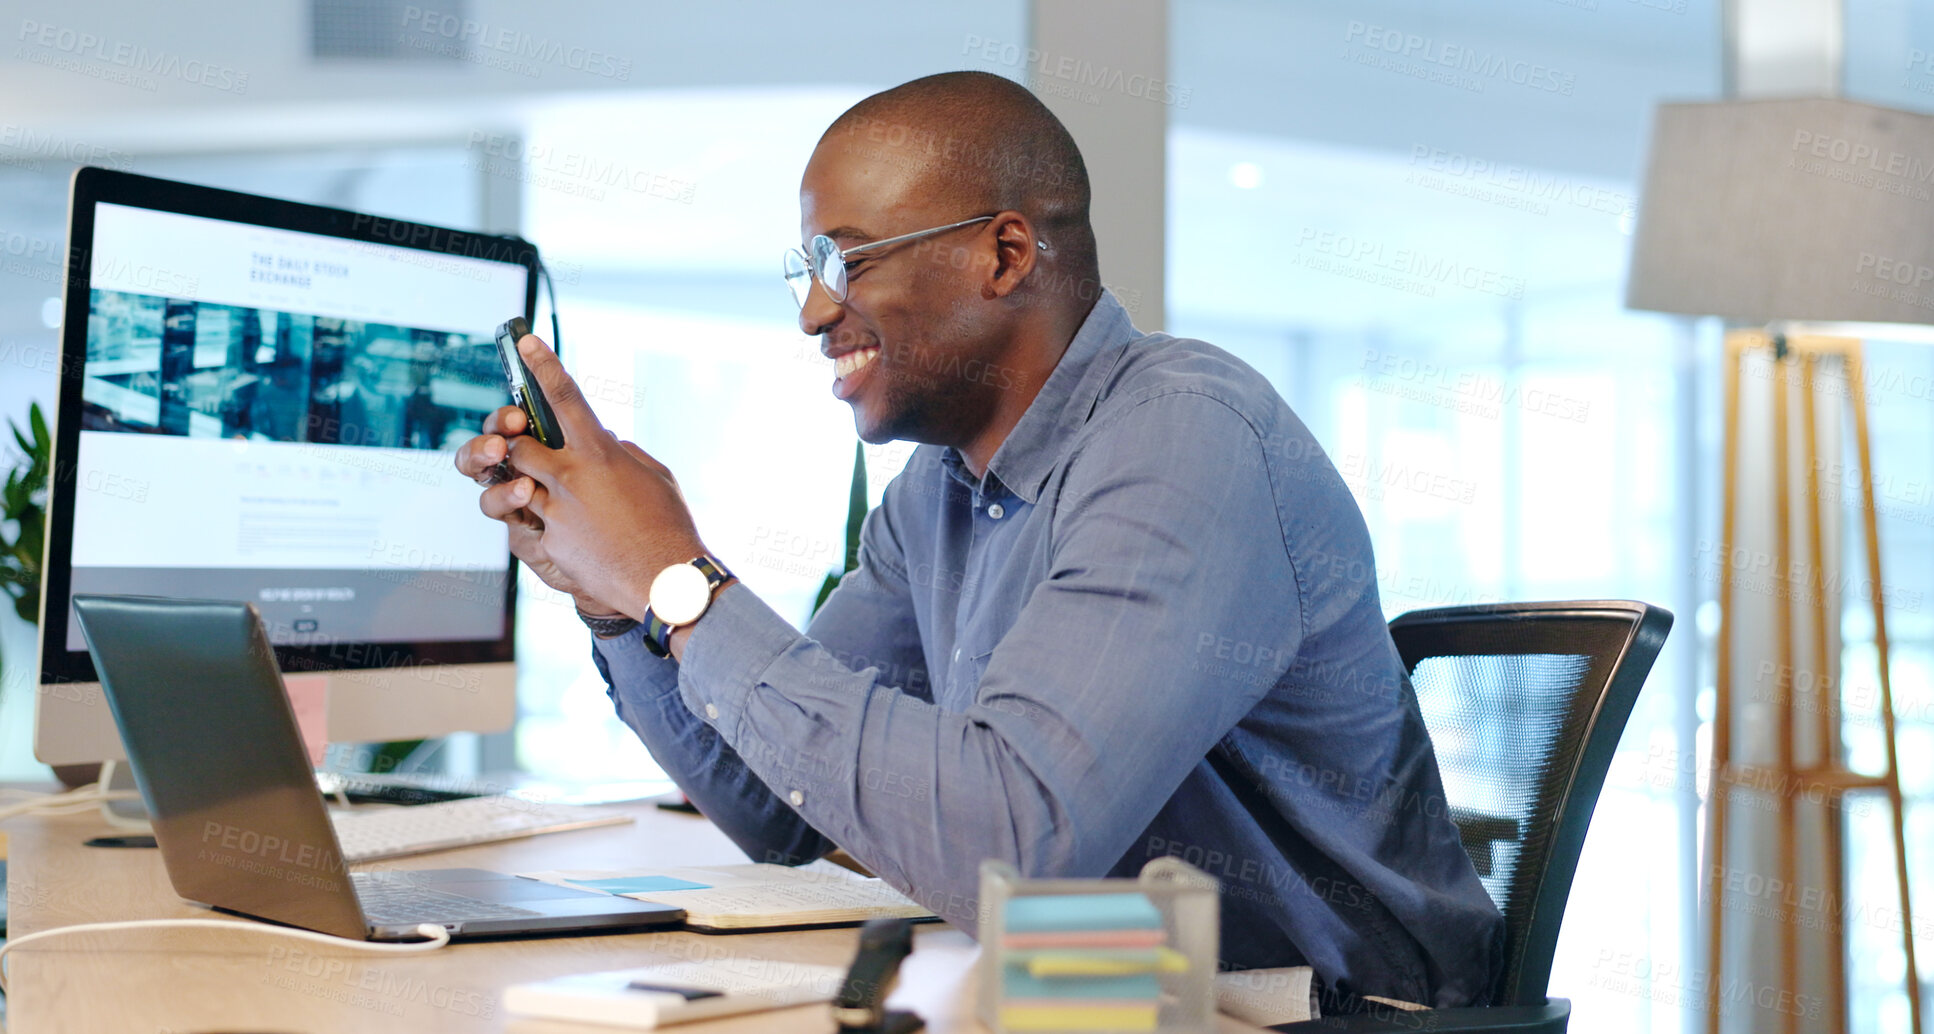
351, 872, 544, 925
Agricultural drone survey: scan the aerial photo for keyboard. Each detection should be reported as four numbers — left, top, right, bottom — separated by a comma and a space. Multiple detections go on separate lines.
351, 871, 544, 924
330, 795, 634, 863
320, 772, 489, 806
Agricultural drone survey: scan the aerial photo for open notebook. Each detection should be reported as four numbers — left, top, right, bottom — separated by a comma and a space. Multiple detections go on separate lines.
518, 860, 935, 932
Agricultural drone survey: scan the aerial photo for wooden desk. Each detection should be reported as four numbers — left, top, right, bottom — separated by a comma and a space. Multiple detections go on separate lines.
4, 801, 1266, 1033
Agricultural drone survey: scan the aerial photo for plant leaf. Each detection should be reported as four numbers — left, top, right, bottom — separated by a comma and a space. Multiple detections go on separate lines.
842, 440, 867, 573
810, 441, 871, 618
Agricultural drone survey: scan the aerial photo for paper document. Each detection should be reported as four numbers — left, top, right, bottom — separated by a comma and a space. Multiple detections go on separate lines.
503, 956, 846, 1028
519, 860, 934, 930
1213, 966, 1319, 1026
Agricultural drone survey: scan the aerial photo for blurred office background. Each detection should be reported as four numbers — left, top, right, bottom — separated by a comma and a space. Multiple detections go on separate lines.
2, 2, 1932, 1031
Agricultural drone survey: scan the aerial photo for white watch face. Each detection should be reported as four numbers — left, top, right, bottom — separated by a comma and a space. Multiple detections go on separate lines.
650, 562, 713, 626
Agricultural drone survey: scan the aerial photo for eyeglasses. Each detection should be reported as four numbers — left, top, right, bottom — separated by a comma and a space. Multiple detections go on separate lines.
782, 215, 1000, 308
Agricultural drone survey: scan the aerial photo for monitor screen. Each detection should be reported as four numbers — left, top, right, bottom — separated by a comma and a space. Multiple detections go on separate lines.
42, 169, 534, 682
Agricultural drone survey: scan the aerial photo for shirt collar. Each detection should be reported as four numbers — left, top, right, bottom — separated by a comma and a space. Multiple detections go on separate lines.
942, 290, 1137, 504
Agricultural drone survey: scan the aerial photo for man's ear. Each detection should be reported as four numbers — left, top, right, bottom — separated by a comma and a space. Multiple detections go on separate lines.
984, 212, 1039, 300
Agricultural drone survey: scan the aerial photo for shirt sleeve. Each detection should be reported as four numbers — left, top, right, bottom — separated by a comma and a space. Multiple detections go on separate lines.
592, 489, 933, 866
673, 391, 1305, 926
593, 626, 834, 865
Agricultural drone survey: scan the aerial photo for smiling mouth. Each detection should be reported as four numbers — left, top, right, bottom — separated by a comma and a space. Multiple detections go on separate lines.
833, 347, 880, 379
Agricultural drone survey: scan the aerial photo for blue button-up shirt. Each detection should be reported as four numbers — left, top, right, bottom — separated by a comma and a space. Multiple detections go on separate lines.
594, 291, 1503, 1008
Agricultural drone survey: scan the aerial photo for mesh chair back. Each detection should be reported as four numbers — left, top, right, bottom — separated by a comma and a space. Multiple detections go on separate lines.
1390, 600, 1671, 1006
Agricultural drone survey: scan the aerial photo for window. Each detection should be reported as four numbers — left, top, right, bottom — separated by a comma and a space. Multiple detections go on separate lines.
1839, 333, 1934, 1034
1830, 6, 1934, 1028
510, 89, 921, 780
1170, 1, 1721, 1026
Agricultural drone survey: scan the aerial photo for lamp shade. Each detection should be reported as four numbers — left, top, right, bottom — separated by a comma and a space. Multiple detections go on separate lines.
1627, 97, 1934, 326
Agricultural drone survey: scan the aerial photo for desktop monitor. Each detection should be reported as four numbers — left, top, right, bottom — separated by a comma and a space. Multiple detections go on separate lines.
36, 167, 536, 766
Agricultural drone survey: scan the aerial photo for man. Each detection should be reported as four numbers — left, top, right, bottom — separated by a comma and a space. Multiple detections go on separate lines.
456, 71, 1503, 1011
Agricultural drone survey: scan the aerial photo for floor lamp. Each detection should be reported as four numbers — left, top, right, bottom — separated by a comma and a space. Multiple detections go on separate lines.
1627, 98, 1930, 1034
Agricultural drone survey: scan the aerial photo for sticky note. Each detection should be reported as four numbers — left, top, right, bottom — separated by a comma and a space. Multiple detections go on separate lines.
1003, 970, 1161, 1000
1004, 892, 1162, 933
283, 674, 329, 765
999, 1003, 1159, 1031
576, 875, 712, 894
1011, 947, 1191, 977
1002, 929, 1169, 950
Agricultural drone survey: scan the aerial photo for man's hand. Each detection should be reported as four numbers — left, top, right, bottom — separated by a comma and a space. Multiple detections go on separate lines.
453, 334, 706, 620
454, 401, 606, 613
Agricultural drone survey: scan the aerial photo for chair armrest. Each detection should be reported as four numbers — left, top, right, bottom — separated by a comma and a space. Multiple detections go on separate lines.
1268, 998, 1570, 1033
1448, 807, 1521, 876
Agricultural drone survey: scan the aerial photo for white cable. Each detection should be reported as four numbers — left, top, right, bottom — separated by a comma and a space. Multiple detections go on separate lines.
0, 796, 137, 820
0, 782, 103, 809
0, 918, 451, 994
1, 781, 108, 800
0, 794, 140, 820
0, 783, 140, 824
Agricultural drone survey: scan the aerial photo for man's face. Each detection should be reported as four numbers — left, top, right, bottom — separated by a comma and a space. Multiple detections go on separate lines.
797, 137, 1006, 447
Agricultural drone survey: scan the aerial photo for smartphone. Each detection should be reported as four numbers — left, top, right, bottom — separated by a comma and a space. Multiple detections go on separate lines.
494, 315, 565, 448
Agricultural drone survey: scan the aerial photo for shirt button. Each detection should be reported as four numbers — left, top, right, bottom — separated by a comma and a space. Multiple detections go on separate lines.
789, 790, 805, 806
987, 502, 1005, 519
704, 703, 719, 720
953, 647, 963, 663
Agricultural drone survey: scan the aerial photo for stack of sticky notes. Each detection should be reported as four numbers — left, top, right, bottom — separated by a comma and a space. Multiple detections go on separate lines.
998, 892, 1187, 1032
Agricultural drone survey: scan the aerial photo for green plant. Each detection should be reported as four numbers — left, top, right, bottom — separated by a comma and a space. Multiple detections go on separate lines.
1, 402, 51, 698
812, 440, 868, 617
1, 402, 51, 626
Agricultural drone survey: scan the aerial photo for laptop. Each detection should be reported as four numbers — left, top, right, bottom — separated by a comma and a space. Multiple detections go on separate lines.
72, 593, 685, 940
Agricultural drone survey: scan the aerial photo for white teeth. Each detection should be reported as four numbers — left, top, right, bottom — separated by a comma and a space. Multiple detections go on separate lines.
834, 347, 879, 379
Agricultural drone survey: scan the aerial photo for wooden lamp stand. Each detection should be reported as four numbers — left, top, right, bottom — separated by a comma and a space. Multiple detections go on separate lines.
1705, 328, 1920, 1034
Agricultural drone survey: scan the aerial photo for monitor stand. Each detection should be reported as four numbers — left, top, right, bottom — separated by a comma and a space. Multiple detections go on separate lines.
99, 759, 153, 831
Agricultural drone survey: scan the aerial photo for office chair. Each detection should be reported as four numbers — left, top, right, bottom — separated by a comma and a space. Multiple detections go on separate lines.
1272, 599, 1673, 1033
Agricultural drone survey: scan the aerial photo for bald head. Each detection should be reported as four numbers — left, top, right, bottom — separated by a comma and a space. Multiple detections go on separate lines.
797, 73, 1106, 463
818, 71, 1099, 284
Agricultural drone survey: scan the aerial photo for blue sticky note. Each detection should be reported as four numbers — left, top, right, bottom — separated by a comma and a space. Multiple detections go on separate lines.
1004, 893, 1162, 933
1003, 970, 1162, 1000
575, 875, 712, 894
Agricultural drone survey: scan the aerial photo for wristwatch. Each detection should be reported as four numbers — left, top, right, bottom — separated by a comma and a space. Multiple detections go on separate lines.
642, 555, 734, 658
